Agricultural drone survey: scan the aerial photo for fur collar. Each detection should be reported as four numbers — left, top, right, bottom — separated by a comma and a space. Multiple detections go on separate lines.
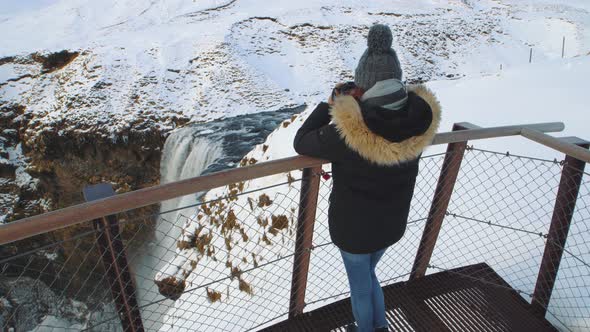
330, 84, 441, 166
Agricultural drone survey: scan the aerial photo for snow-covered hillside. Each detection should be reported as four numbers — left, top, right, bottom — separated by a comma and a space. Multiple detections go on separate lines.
1, 0, 589, 137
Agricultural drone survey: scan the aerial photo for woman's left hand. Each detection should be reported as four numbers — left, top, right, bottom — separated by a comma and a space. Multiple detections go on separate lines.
328, 83, 345, 105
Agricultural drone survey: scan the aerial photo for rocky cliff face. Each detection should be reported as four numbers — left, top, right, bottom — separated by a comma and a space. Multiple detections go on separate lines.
0, 50, 186, 224
0, 100, 167, 313
0, 52, 188, 313
0, 276, 122, 331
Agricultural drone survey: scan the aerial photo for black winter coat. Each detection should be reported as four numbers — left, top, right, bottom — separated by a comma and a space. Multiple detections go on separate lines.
293, 85, 441, 254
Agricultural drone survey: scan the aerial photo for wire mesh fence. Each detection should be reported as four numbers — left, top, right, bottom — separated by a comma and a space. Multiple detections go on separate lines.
417, 148, 590, 331
0, 147, 589, 331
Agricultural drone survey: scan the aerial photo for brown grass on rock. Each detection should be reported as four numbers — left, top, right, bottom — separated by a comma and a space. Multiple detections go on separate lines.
251, 253, 259, 268
239, 278, 253, 295
257, 216, 268, 227
156, 277, 186, 301
270, 215, 289, 232
206, 288, 222, 303
207, 245, 215, 258
262, 233, 272, 245
258, 193, 273, 207
221, 209, 239, 234
202, 205, 212, 216
231, 266, 242, 280
287, 172, 295, 185
239, 227, 249, 242
195, 231, 213, 255
240, 157, 249, 167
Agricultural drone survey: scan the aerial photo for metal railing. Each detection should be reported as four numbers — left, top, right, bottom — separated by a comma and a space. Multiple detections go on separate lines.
1, 121, 589, 331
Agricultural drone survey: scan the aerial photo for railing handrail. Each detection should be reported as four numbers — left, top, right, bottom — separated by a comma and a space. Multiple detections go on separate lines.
0, 121, 577, 246
521, 128, 590, 163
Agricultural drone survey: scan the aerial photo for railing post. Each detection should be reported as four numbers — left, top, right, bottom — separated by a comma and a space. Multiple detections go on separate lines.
83, 184, 144, 332
289, 166, 322, 318
531, 138, 589, 317
410, 123, 471, 280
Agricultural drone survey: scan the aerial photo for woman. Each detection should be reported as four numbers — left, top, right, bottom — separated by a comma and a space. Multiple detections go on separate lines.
293, 24, 441, 332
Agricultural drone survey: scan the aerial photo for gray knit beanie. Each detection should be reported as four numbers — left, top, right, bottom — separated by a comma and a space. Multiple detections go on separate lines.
354, 24, 403, 91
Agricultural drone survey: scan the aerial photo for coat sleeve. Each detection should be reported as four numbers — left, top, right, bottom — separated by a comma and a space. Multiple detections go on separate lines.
293, 102, 348, 162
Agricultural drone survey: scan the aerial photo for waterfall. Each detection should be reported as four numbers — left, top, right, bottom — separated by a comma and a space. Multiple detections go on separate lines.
133, 126, 223, 331
157, 126, 223, 250
159, 128, 224, 221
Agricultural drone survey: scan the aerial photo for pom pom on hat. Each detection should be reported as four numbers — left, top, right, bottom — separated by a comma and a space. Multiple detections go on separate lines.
367, 24, 393, 54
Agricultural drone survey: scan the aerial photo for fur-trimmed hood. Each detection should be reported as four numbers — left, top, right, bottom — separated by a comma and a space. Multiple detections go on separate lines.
330, 84, 441, 166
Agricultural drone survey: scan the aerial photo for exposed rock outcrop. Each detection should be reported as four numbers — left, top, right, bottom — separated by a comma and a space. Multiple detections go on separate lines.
0, 276, 121, 332
31, 50, 80, 73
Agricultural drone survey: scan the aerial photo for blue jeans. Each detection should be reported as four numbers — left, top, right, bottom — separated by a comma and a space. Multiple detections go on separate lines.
340, 248, 388, 332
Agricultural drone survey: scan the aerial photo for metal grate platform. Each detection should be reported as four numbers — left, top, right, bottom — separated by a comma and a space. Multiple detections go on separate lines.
262, 263, 558, 332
